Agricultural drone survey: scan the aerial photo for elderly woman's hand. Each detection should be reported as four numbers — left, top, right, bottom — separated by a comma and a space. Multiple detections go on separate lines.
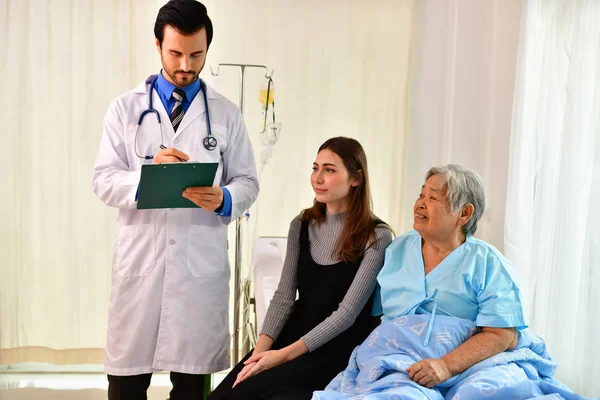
407, 358, 452, 388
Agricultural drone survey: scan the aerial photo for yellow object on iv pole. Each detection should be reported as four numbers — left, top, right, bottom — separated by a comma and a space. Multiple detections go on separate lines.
259, 78, 276, 133
259, 78, 274, 108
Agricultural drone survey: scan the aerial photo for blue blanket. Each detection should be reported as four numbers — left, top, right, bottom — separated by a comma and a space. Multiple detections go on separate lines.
312, 315, 594, 400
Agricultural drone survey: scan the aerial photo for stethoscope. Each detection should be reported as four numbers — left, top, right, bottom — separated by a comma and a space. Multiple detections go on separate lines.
134, 75, 218, 160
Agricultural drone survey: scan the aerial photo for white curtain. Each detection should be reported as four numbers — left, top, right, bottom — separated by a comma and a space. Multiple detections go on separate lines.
403, 0, 524, 250
0, 0, 413, 365
201, 0, 413, 240
0, 0, 167, 365
504, 0, 600, 396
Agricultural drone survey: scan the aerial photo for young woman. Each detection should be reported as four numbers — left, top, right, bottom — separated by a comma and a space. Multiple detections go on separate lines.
208, 137, 393, 400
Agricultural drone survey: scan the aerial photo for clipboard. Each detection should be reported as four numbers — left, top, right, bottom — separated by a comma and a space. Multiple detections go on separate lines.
137, 162, 219, 209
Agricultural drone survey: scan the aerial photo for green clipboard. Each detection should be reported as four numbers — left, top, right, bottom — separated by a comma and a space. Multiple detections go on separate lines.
137, 162, 219, 209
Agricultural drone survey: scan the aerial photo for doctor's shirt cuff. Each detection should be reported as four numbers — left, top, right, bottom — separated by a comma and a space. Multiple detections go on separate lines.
215, 187, 232, 217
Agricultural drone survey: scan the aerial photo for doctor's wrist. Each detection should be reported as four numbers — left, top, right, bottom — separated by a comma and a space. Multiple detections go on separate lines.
214, 198, 224, 213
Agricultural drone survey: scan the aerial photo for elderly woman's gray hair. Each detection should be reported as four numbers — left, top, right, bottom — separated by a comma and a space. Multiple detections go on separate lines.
426, 164, 486, 237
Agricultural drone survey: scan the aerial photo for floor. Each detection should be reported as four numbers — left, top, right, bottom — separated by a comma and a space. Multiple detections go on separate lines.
0, 371, 228, 400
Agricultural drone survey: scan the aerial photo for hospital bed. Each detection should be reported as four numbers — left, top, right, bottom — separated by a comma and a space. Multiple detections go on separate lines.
251, 237, 288, 333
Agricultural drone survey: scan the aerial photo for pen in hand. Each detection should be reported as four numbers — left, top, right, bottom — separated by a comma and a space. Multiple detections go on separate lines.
159, 144, 188, 163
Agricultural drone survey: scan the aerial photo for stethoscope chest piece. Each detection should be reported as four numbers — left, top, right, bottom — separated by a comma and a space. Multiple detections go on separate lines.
203, 135, 218, 151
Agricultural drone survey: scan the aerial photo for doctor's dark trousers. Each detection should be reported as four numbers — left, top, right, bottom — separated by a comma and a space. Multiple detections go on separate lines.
107, 371, 206, 400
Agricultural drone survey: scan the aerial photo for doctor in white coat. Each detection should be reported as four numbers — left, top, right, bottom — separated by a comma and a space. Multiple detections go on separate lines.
92, 1, 259, 399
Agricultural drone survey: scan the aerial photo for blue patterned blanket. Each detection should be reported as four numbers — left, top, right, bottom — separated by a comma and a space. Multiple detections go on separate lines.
312, 314, 594, 400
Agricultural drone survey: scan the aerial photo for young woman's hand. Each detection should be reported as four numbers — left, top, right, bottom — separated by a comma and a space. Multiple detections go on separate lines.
232, 339, 309, 386
232, 361, 257, 388
236, 350, 288, 383
232, 334, 277, 387
252, 334, 274, 356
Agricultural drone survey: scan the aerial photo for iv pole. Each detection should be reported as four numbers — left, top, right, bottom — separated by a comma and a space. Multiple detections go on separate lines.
210, 63, 274, 363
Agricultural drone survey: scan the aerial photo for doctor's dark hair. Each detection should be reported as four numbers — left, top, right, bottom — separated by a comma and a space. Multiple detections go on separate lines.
302, 137, 392, 264
154, 0, 214, 47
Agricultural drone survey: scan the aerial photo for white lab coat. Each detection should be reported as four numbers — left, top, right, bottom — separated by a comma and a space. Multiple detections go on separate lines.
92, 74, 259, 376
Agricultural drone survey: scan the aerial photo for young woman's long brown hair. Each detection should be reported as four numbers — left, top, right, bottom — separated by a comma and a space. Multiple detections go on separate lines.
302, 137, 392, 263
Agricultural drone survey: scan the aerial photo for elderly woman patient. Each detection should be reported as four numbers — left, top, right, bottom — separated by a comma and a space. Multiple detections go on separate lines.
313, 165, 590, 400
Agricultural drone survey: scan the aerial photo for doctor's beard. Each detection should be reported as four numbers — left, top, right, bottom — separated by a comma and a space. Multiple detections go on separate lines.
165, 68, 198, 88
161, 57, 206, 88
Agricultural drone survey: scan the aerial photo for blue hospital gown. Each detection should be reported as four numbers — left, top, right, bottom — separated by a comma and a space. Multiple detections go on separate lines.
373, 230, 527, 329
312, 232, 594, 400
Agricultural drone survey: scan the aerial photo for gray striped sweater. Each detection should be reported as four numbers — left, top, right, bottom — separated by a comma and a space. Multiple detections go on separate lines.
260, 211, 393, 352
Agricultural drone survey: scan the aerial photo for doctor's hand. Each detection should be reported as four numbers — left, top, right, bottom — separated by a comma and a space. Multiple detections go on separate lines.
407, 358, 451, 389
182, 184, 224, 212
153, 147, 189, 164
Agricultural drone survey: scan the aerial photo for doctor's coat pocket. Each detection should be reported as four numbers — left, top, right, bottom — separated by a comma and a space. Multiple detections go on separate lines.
187, 225, 227, 278
113, 224, 156, 278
